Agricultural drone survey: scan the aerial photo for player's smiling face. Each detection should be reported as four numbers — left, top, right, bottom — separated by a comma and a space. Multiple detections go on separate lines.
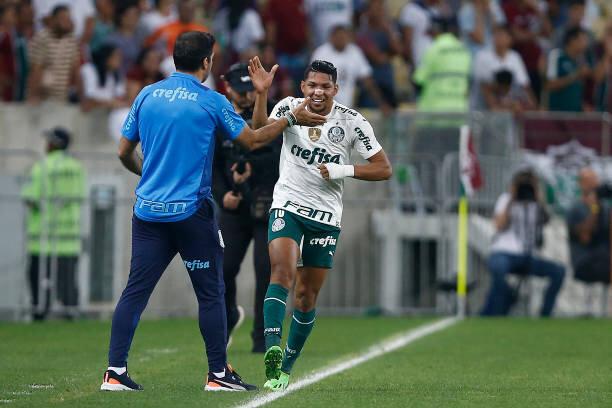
300, 72, 338, 115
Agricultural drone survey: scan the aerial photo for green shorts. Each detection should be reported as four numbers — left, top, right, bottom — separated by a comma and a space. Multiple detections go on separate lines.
268, 208, 341, 269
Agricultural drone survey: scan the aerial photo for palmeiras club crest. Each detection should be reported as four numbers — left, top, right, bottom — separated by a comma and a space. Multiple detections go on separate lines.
327, 126, 345, 143
308, 127, 322, 142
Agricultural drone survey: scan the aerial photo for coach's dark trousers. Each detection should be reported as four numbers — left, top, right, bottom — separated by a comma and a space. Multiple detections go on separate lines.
221, 209, 271, 350
108, 198, 227, 372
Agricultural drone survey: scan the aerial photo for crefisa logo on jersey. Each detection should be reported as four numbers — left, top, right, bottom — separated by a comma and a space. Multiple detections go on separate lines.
308, 127, 322, 142
271, 218, 285, 232
327, 126, 345, 143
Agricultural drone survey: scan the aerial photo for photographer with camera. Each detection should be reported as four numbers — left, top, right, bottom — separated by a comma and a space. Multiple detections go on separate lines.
567, 167, 612, 286
481, 169, 566, 317
212, 62, 280, 353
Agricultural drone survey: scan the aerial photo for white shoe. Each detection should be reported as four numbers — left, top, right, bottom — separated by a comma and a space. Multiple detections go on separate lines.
227, 305, 245, 350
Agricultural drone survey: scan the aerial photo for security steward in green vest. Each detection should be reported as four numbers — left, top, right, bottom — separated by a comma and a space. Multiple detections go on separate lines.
21, 127, 85, 320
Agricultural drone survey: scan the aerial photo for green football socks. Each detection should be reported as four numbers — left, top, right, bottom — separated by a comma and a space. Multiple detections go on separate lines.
281, 309, 316, 374
263, 284, 289, 350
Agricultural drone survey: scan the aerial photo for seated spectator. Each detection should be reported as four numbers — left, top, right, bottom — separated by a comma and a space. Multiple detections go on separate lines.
79, 43, 127, 112
483, 69, 536, 112
304, 0, 353, 47
458, 0, 506, 56
472, 24, 534, 110
262, 0, 309, 90
89, 0, 114, 54
138, 0, 176, 40
126, 47, 164, 103
546, 27, 591, 112
0, 4, 18, 101
107, 3, 141, 77
398, 0, 443, 70
213, 0, 264, 62
593, 22, 612, 112
413, 17, 471, 112
355, 0, 402, 109
567, 167, 611, 286
144, 0, 208, 57
27, 5, 80, 103
311, 24, 392, 113
481, 169, 565, 317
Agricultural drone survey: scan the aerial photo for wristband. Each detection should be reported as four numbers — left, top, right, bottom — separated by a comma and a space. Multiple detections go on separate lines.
325, 163, 355, 180
284, 111, 297, 127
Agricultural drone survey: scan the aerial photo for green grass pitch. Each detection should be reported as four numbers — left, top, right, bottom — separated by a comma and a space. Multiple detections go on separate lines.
1, 317, 610, 407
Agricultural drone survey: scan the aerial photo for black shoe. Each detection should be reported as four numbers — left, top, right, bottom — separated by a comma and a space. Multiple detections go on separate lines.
100, 369, 143, 391
205, 364, 257, 392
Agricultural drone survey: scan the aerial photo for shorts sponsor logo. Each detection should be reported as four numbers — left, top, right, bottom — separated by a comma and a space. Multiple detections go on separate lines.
327, 126, 345, 143
271, 218, 286, 232
355, 127, 373, 151
183, 259, 210, 271
309, 236, 337, 247
139, 199, 187, 214
152, 87, 198, 102
283, 200, 333, 224
290, 145, 341, 166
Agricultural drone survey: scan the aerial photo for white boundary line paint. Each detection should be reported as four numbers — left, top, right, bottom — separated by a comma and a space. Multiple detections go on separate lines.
237, 317, 459, 408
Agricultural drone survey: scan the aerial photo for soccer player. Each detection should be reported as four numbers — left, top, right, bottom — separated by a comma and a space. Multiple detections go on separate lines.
248, 58, 392, 390
99, 31, 326, 392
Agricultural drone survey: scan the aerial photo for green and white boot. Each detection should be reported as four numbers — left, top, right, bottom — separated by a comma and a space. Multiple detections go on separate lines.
264, 345, 283, 381
263, 371, 289, 391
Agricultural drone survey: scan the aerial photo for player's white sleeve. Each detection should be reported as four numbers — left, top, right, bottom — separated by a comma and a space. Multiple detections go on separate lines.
269, 97, 293, 121
352, 116, 382, 160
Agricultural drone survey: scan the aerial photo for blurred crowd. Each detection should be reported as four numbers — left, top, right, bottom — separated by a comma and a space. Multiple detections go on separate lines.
0, 0, 611, 123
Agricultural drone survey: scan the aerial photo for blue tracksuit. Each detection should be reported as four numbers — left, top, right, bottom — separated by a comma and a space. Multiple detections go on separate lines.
108, 72, 246, 371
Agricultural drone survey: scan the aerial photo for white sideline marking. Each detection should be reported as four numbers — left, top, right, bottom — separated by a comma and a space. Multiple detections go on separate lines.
237, 317, 459, 408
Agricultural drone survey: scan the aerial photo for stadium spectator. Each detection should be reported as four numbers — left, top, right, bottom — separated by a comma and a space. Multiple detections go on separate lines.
552, 0, 589, 49
126, 47, 164, 103
32, 0, 95, 44
593, 22, 612, 112
458, 0, 506, 56
144, 0, 209, 57
502, 0, 551, 102
567, 167, 611, 287
213, 62, 280, 354
304, 0, 353, 47
27, 5, 80, 103
16, 0, 34, 40
137, 0, 176, 40
481, 168, 565, 317
472, 24, 534, 110
260, 44, 293, 102
398, 0, 443, 69
89, 0, 114, 54
107, 3, 141, 77
213, 0, 264, 62
483, 69, 536, 113
0, 4, 18, 101
311, 24, 392, 113
262, 0, 309, 88
79, 43, 126, 112
21, 127, 86, 321
545, 27, 591, 112
413, 17, 471, 112
355, 0, 402, 109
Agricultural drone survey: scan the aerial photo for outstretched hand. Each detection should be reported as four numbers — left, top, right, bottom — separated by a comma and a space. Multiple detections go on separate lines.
248, 56, 278, 94
292, 97, 327, 127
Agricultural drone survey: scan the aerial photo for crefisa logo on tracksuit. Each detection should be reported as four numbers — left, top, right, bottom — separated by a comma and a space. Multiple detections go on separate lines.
184, 259, 210, 271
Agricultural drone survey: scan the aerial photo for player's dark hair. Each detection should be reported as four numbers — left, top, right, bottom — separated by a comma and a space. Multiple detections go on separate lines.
304, 60, 337, 83
173, 31, 216, 72
563, 26, 585, 47
51, 4, 69, 17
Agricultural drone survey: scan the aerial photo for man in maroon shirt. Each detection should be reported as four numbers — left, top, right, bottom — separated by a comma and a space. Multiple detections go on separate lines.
262, 0, 309, 90
502, 0, 551, 102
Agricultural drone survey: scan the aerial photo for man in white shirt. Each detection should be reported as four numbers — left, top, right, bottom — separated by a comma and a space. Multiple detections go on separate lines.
398, 0, 442, 68
304, 0, 353, 47
472, 24, 534, 110
310, 25, 392, 113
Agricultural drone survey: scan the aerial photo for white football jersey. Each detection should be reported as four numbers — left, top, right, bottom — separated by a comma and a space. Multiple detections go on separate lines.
269, 97, 382, 227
